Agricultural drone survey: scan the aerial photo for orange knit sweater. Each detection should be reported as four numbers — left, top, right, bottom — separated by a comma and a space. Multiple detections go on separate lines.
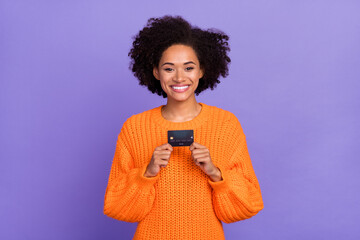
103, 102, 264, 240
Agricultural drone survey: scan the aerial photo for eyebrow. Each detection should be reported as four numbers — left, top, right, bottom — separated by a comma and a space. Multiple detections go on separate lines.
161, 61, 197, 67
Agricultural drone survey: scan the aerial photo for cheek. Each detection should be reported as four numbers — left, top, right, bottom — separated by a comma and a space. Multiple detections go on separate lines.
195, 69, 203, 77
190, 71, 202, 81
160, 80, 171, 91
158, 75, 170, 86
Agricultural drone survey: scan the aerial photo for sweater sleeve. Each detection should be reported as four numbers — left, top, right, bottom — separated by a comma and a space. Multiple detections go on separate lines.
103, 120, 159, 222
207, 117, 264, 223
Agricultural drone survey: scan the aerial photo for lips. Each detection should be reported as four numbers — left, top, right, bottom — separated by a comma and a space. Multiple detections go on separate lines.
171, 85, 190, 92
171, 84, 190, 87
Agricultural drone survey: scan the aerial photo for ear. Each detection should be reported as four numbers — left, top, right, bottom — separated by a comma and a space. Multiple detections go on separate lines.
199, 67, 205, 79
153, 67, 160, 80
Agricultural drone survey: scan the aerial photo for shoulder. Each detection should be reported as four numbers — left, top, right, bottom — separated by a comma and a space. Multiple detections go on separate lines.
206, 103, 240, 124
121, 106, 158, 129
207, 104, 245, 136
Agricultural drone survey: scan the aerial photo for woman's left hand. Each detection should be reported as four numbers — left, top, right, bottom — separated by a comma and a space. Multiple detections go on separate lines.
189, 142, 222, 181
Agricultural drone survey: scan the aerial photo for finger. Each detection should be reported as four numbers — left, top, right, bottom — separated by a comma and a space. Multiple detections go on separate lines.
191, 148, 209, 156
194, 156, 207, 165
189, 142, 197, 151
157, 143, 173, 151
191, 142, 205, 149
194, 158, 202, 166
193, 152, 209, 159
161, 156, 173, 167
159, 152, 171, 160
160, 160, 169, 168
168, 143, 174, 151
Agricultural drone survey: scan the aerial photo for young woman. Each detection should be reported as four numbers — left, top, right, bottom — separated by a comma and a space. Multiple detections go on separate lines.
103, 15, 264, 240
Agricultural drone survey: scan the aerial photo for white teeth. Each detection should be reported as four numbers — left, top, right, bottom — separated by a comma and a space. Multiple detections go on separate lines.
172, 85, 189, 90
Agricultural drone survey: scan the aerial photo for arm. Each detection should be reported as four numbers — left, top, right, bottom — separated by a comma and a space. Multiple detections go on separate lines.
208, 118, 264, 223
103, 122, 159, 222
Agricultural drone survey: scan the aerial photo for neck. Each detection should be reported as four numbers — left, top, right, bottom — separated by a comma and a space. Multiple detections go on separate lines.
162, 98, 202, 122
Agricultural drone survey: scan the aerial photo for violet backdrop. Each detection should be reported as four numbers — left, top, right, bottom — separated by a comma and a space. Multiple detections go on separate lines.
1, 0, 359, 239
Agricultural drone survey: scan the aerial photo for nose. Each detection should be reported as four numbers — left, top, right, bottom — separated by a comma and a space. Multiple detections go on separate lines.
174, 69, 186, 82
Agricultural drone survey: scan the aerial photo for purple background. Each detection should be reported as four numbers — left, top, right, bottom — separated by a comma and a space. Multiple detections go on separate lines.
1, 0, 359, 239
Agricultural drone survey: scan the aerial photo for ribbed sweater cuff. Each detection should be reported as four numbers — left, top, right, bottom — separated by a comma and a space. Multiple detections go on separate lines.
207, 165, 229, 192
137, 164, 160, 185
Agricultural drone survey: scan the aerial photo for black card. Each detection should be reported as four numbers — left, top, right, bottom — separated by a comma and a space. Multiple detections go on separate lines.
168, 130, 194, 147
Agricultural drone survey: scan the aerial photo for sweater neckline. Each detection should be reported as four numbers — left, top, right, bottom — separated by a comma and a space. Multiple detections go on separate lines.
152, 102, 210, 129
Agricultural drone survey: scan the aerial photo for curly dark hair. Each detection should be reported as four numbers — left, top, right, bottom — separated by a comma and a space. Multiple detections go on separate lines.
128, 15, 231, 98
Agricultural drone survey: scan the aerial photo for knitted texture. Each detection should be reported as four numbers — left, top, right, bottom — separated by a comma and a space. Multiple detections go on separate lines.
103, 102, 264, 240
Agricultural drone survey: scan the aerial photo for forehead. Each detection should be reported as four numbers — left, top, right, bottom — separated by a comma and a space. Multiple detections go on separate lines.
160, 44, 199, 63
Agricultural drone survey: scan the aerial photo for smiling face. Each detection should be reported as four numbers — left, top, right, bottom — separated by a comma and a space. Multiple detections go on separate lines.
153, 44, 204, 102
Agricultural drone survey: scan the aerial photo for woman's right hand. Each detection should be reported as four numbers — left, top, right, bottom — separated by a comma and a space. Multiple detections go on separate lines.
144, 143, 173, 178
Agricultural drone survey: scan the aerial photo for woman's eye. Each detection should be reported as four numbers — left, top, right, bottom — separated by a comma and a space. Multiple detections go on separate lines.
186, 67, 194, 71
165, 68, 173, 72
